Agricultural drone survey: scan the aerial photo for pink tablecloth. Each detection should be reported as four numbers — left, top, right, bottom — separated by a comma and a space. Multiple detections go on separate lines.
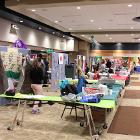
111, 75, 129, 81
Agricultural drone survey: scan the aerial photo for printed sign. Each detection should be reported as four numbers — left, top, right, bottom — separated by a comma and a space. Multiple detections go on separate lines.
59, 53, 64, 64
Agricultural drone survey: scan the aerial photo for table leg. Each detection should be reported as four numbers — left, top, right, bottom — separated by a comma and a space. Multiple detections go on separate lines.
7, 100, 21, 131
84, 105, 99, 140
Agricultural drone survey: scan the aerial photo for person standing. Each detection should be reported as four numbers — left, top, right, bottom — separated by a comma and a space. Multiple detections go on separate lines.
85, 62, 90, 75
77, 67, 88, 93
106, 59, 112, 69
43, 57, 49, 84
30, 59, 44, 114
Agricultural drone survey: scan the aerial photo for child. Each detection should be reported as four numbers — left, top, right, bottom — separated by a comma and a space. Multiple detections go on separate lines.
77, 67, 88, 93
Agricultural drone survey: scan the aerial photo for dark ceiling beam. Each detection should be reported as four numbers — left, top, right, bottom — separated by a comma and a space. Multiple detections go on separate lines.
5, 0, 97, 6
0, 7, 77, 40
71, 30, 140, 35
6, 0, 140, 7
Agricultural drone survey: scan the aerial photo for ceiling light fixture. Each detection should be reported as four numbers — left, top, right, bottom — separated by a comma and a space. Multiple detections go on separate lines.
117, 42, 122, 45
31, 9, 36, 12
109, 37, 112, 40
130, 27, 134, 29
20, 20, 23, 23
55, 20, 58, 23
38, 27, 42, 30
90, 19, 94, 22
63, 35, 65, 38
128, 4, 133, 7
77, 6, 81, 10
53, 32, 55, 34
105, 34, 109, 37
69, 28, 72, 30
81, 35, 85, 37
98, 27, 102, 30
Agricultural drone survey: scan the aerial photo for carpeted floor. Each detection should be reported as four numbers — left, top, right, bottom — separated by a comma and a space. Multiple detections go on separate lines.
129, 82, 140, 86
130, 77, 139, 80
1, 76, 140, 140
108, 106, 140, 136
0, 104, 90, 140
123, 90, 140, 99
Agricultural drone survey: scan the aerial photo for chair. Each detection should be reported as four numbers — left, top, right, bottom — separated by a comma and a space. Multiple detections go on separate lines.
61, 102, 85, 120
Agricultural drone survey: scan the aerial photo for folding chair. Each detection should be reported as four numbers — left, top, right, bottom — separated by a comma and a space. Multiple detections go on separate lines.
61, 102, 85, 120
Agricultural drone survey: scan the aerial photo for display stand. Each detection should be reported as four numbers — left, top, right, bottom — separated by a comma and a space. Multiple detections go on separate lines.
0, 46, 29, 105
51, 53, 68, 91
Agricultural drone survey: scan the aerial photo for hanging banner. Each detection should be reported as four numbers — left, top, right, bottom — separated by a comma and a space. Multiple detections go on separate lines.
1, 48, 22, 79
82, 56, 86, 72
59, 53, 64, 64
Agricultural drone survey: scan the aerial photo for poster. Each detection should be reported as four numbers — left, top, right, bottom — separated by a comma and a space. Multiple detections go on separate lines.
59, 53, 64, 64
1, 48, 22, 79
51, 53, 68, 91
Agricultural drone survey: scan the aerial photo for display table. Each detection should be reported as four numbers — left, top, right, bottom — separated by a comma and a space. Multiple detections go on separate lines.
64, 79, 125, 87
0, 94, 115, 108
0, 93, 116, 140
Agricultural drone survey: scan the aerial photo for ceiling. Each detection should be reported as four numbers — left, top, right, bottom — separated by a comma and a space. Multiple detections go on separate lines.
6, 0, 140, 43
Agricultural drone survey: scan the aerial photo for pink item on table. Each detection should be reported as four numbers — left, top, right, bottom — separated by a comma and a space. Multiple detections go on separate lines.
111, 75, 128, 80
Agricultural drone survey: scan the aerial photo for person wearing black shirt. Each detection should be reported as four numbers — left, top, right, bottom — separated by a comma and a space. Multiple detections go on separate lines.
85, 63, 90, 75
108, 68, 114, 73
43, 57, 49, 84
30, 59, 44, 114
106, 59, 112, 68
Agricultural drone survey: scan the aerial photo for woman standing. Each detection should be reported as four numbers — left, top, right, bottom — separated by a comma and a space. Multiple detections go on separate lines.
30, 59, 44, 114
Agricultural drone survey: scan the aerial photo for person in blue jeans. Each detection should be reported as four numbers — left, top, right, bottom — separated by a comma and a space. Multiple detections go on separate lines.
77, 67, 88, 93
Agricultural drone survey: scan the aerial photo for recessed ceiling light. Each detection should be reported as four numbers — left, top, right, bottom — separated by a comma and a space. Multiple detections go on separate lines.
128, 4, 133, 7
131, 34, 134, 36
98, 27, 102, 30
53, 32, 55, 34
117, 42, 122, 45
63, 35, 65, 38
109, 37, 112, 40
20, 20, 23, 23
76, 6, 81, 10
90, 19, 94, 22
38, 27, 42, 30
55, 20, 58, 23
69, 28, 72, 30
105, 34, 109, 37
138, 38, 140, 41
130, 27, 134, 29
81, 35, 85, 37
31, 9, 36, 12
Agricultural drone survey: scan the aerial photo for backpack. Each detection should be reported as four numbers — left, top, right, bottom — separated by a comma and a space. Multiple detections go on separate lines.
61, 84, 78, 96
5, 89, 15, 96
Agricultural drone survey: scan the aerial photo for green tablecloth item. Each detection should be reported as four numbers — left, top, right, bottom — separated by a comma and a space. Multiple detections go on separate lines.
67, 79, 124, 86
6, 71, 20, 79
0, 94, 115, 109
